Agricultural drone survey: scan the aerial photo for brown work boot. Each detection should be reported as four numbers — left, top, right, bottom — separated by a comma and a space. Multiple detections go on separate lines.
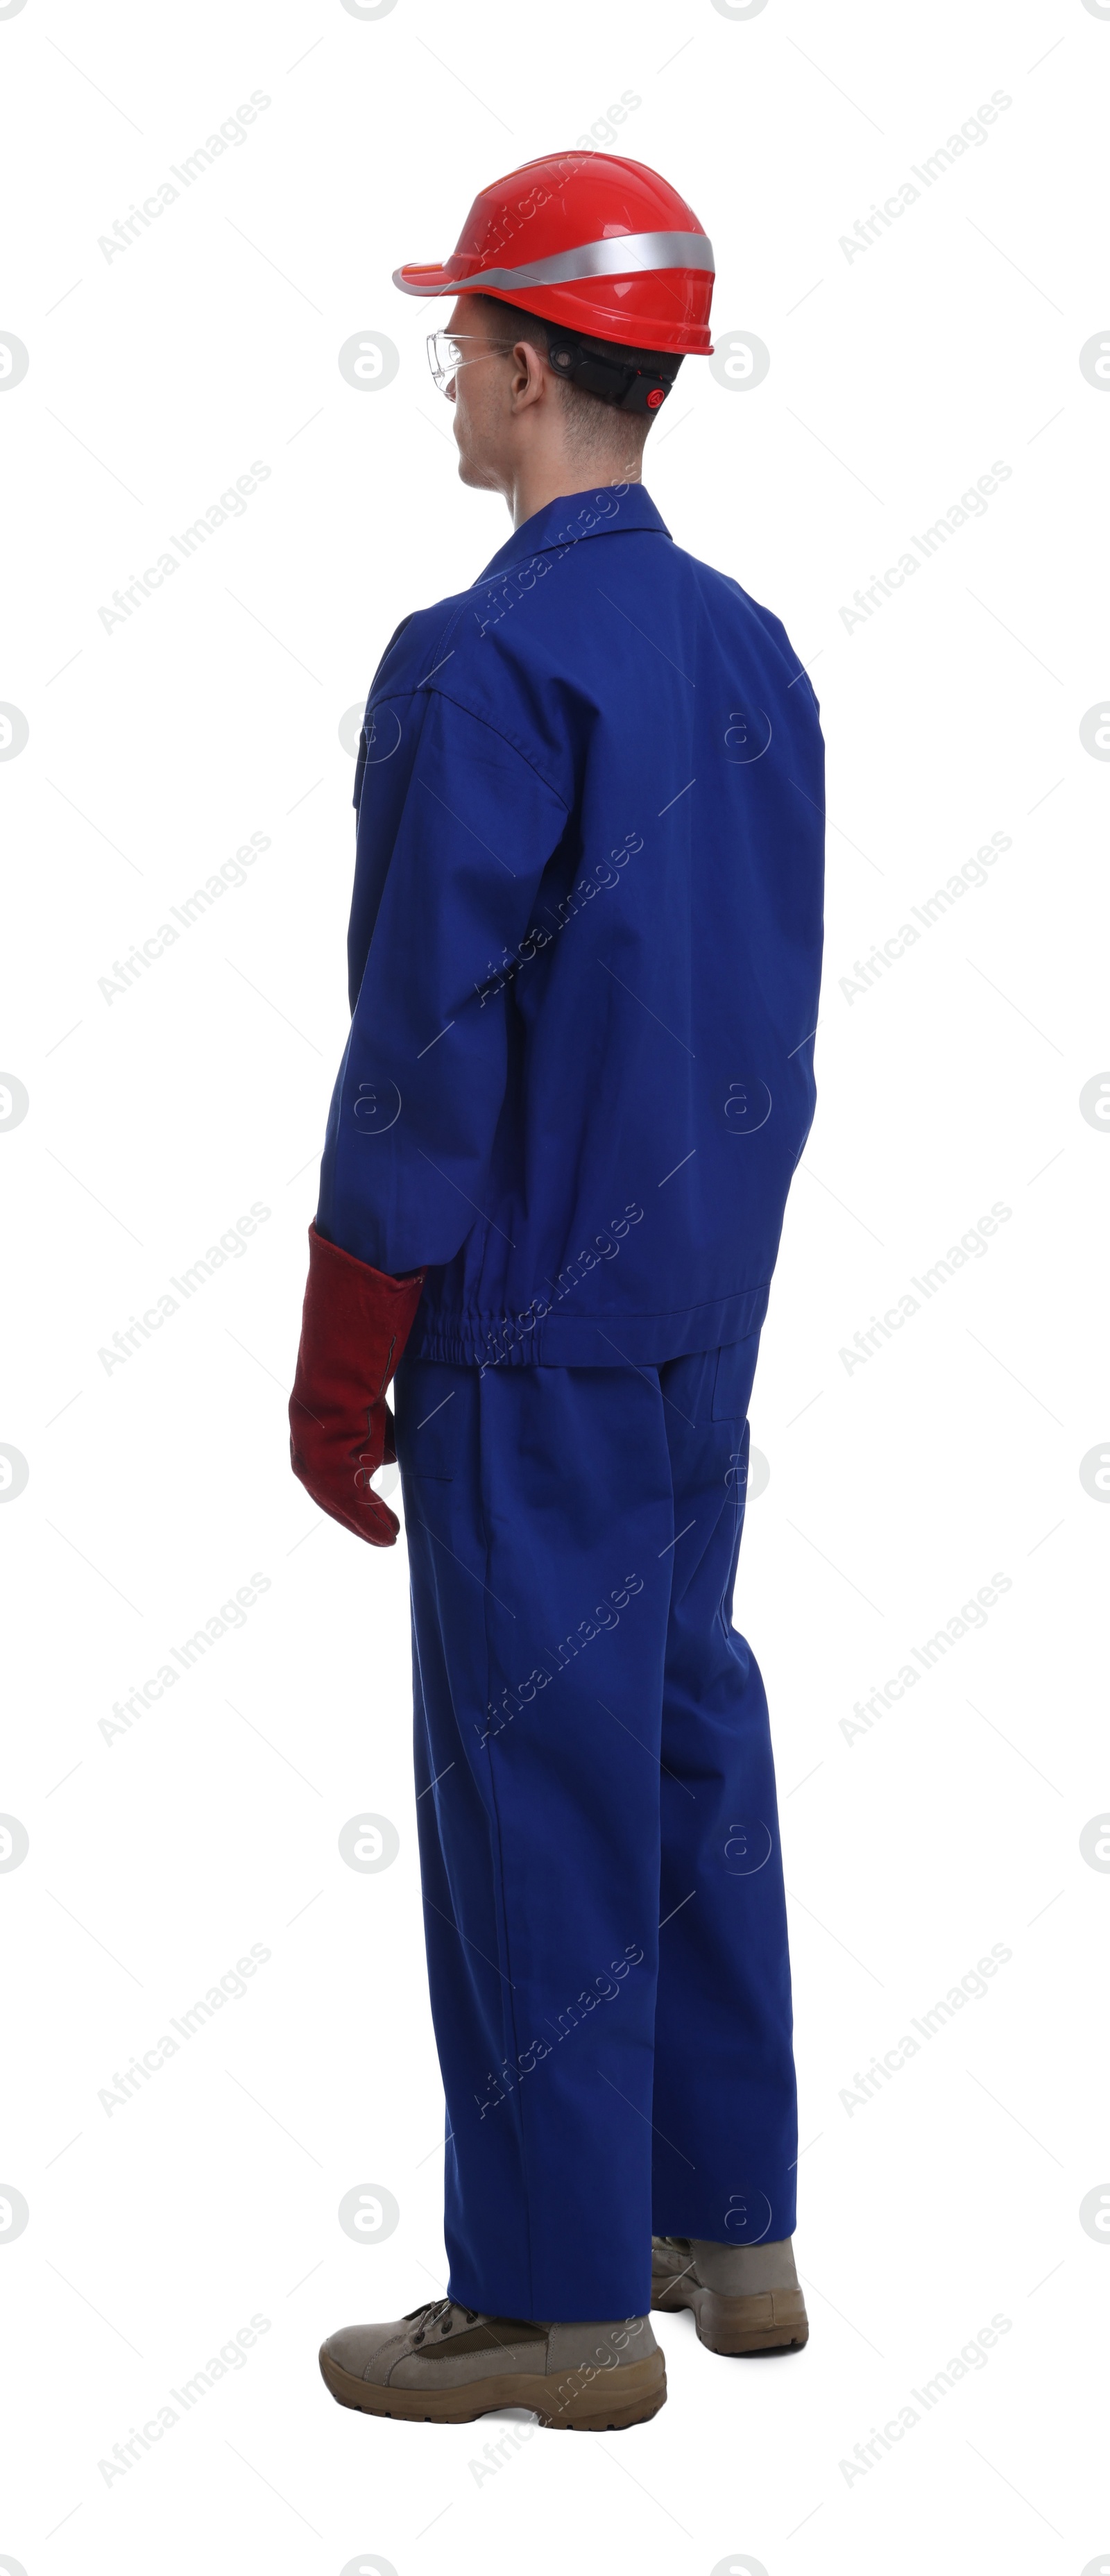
319, 2297, 666, 2428
651, 2235, 808, 2354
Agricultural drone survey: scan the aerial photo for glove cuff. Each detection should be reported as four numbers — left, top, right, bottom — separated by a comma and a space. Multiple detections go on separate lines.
297, 1223, 425, 1398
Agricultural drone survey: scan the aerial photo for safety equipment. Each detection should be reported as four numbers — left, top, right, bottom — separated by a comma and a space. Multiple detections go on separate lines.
427, 321, 682, 414
288, 1226, 425, 1545
544, 327, 682, 412
652, 2235, 808, 2355
426, 329, 515, 396
394, 151, 715, 356
318, 2303, 666, 2429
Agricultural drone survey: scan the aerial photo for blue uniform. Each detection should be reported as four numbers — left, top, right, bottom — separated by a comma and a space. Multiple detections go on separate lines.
317, 482, 823, 1366
316, 481, 824, 2319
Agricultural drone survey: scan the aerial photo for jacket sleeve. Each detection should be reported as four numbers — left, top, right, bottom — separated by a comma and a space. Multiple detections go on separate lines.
315, 686, 569, 1274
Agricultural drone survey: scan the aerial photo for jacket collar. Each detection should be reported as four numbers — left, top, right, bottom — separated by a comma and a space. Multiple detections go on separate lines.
478, 482, 670, 581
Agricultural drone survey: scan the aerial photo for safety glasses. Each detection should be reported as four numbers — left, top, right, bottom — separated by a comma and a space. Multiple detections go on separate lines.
426, 330, 514, 399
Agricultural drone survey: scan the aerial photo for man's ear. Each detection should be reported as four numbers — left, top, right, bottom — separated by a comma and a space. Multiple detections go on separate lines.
509, 339, 547, 411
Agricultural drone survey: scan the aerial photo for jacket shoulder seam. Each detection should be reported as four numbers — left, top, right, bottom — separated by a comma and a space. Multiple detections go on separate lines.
414, 679, 571, 812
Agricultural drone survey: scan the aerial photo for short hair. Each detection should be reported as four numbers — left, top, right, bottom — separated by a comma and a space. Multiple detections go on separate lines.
470, 294, 678, 452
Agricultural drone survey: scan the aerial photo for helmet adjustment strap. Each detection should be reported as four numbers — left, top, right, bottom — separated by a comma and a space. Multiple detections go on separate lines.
543, 326, 683, 414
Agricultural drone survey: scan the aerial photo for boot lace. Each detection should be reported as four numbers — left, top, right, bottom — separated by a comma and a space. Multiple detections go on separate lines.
404, 2296, 479, 2346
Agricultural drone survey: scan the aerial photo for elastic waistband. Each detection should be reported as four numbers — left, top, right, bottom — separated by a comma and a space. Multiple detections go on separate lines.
411, 1284, 771, 1371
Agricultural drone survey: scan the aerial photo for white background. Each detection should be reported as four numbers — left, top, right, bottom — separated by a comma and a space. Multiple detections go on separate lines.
1, 1, 1107, 2570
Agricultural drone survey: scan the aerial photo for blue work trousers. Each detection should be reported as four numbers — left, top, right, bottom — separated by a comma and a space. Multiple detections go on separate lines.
393, 1338, 797, 2323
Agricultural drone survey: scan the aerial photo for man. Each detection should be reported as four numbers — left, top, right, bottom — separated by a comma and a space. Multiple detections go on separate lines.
289, 151, 824, 2432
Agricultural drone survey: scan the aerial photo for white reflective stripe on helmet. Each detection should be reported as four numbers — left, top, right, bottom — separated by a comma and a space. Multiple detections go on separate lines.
458, 228, 715, 291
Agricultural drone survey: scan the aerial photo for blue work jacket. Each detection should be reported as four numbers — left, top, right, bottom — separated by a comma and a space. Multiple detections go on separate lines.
316, 482, 824, 1368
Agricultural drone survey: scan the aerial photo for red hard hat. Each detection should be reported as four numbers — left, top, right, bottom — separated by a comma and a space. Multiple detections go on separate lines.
393, 151, 715, 357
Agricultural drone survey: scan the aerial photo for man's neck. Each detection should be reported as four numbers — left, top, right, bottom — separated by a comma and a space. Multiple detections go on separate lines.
508, 456, 643, 529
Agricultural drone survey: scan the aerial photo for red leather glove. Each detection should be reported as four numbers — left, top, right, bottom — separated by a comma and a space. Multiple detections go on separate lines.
289, 1224, 425, 1545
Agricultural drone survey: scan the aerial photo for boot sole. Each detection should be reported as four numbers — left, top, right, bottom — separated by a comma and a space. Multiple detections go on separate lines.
651, 2276, 808, 2355
319, 2344, 667, 2430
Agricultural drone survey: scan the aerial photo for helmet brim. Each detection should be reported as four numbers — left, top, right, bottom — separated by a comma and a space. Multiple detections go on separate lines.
393, 262, 466, 296
392, 262, 712, 355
